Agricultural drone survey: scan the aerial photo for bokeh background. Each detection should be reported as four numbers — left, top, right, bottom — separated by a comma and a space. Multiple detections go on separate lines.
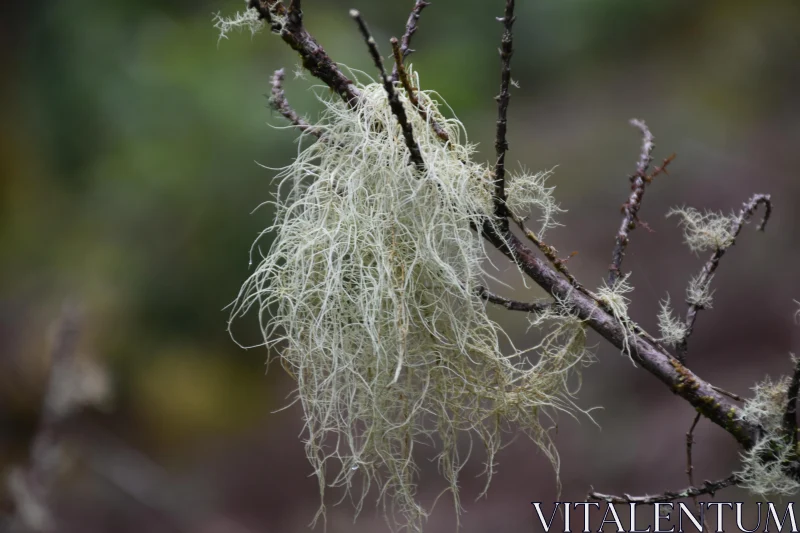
2, 0, 799, 531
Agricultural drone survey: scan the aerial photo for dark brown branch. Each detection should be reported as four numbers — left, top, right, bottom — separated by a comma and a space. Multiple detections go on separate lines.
287, 0, 303, 28
477, 286, 551, 313
480, 220, 759, 449
492, 0, 515, 221
390, 38, 450, 143
608, 119, 659, 284
392, 0, 431, 81
237, 0, 770, 463
588, 475, 738, 505
783, 357, 800, 447
508, 210, 589, 297
269, 68, 321, 137
351, 10, 425, 171
247, 0, 361, 107
685, 414, 708, 533
676, 193, 772, 360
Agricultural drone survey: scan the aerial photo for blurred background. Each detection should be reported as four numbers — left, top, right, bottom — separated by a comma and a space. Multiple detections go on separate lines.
1, 0, 799, 531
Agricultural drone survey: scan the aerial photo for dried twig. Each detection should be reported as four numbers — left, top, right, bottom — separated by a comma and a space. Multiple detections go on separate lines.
479, 220, 759, 449
685, 414, 709, 533
247, 0, 361, 106
477, 286, 551, 313
390, 38, 450, 142
493, 0, 516, 220
784, 357, 800, 448
588, 475, 739, 505
608, 119, 664, 284
392, 0, 431, 81
269, 68, 320, 137
351, 10, 425, 171
677, 194, 772, 360
287, 0, 303, 28
235, 0, 765, 458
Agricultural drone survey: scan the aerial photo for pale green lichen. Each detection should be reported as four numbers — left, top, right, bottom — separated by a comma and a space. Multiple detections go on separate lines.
686, 273, 715, 309
229, 74, 593, 532
596, 275, 638, 361
213, 3, 265, 43
656, 294, 687, 347
505, 166, 563, 239
736, 370, 800, 497
667, 206, 737, 253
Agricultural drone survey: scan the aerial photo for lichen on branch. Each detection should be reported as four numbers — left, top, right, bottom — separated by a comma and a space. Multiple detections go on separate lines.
229, 77, 593, 532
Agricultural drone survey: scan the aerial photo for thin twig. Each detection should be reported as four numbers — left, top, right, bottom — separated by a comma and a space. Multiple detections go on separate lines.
287, 0, 303, 28
237, 0, 766, 455
685, 414, 708, 533
710, 384, 744, 402
784, 357, 800, 447
390, 38, 450, 142
588, 475, 739, 504
608, 119, 661, 284
508, 210, 588, 296
493, 0, 515, 220
677, 194, 772, 360
479, 219, 760, 449
477, 286, 551, 313
351, 10, 425, 171
392, 0, 431, 81
248, 0, 361, 107
269, 68, 321, 137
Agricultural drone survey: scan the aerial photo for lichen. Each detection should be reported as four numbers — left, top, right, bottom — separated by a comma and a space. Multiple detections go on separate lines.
667, 206, 737, 253
597, 275, 637, 362
505, 166, 563, 239
213, 3, 265, 43
229, 74, 593, 532
656, 294, 687, 347
736, 372, 800, 498
686, 273, 715, 310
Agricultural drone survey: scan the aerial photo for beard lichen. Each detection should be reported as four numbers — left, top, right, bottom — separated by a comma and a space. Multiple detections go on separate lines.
229, 75, 593, 532
736, 371, 800, 498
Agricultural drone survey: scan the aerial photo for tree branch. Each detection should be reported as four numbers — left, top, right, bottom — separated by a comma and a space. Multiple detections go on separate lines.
392, 0, 431, 81
608, 119, 661, 284
390, 38, 450, 143
247, 0, 361, 107
588, 475, 739, 505
677, 194, 772, 360
351, 10, 425, 171
480, 220, 759, 449
477, 285, 551, 313
784, 357, 800, 447
269, 68, 320, 137
493, 0, 515, 221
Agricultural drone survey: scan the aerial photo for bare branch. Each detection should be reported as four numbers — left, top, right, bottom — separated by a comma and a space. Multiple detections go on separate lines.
390, 38, 450, 142
351, 10, 425, 171
508, 210, 589, 296
479, 220, 759, 449
477, 286, 551, 313
608, 119, 666, 284
392, 0, 431, 81
493, 0, 515, 220
588, 475, 739, 505
677, 193, 772, 360
269, 68, 321, 137
287, 0, 303, 28
784, 357, 800, 447
247, 0, 361, 107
